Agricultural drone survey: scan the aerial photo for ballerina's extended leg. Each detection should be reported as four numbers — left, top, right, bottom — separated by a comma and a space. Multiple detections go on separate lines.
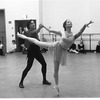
17, 33, 27, 39
17, 33, 53, 49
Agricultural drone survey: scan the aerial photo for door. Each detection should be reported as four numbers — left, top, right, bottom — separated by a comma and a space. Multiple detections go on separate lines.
15, 20, 36, 52
0, 10, 6, 55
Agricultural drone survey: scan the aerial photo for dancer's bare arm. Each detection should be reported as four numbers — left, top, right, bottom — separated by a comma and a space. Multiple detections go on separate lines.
43, 25, 62, 36
74, 21, 93, 40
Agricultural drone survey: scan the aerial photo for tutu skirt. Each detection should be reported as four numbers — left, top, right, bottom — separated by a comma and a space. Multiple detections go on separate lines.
49, 41, 68, 66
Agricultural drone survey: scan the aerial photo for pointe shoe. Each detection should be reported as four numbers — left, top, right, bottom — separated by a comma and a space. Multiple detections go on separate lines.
54, 86, 60, 96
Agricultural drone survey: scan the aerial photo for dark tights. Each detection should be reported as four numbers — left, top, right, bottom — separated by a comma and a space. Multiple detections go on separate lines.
20, 51, 47, 84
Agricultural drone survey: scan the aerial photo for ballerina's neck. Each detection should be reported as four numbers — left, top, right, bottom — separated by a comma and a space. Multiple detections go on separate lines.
64, 31, 73, 38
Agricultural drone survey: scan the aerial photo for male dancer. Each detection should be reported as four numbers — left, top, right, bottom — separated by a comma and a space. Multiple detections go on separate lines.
19, 20, 51, 88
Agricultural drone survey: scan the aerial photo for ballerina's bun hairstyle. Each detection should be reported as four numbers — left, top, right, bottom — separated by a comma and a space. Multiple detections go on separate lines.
63, 19, 72, 31
63, 20, 67, 31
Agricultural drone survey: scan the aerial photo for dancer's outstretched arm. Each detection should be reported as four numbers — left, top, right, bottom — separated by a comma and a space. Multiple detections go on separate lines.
43, 25, 62, 36
17, 33, 52, 49
74, 21, 93, 40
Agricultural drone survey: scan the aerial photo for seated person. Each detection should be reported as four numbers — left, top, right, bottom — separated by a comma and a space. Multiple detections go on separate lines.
78, 39, 86, 53
95, 40, 100, 53
0, 40, 3, 55
69, 43, 79, 54
21, 44, 27, 54
8, 40, 16, 53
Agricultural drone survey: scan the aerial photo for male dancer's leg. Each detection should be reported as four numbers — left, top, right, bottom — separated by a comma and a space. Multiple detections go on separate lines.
19, 57, 34, 88
35, 51, 51, 85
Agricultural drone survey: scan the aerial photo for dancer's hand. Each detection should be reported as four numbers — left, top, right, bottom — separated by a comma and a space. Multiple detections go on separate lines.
86, 20, 94, 27
39, 24, 44, 28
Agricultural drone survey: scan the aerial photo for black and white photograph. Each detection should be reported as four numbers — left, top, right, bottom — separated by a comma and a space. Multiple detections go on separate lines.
0, 0, 100, 99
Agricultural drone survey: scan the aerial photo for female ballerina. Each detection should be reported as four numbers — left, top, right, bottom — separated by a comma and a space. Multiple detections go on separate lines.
17, 20, 93, 96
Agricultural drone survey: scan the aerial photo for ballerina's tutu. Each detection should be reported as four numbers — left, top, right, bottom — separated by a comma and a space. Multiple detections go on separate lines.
48, 41, 68, 66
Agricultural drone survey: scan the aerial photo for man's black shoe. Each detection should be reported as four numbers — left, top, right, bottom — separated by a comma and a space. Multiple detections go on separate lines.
42, 80, 51, 85
19, 83, 24, 88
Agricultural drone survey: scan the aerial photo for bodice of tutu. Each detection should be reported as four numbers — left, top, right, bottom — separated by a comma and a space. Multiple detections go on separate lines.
60, 35, 74, 50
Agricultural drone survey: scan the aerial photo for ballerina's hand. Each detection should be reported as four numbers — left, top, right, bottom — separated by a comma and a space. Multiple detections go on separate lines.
86, 20, 94, 27
39, 24, 44, 28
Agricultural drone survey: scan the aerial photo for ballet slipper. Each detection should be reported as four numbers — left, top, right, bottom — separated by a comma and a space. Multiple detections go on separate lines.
54, 86, 60, 96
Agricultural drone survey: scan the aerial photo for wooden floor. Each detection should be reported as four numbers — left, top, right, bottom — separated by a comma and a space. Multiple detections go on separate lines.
0, 52, 100, 98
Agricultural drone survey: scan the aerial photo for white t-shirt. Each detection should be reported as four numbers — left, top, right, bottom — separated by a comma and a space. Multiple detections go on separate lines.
0, 44, 3, 49
11, 44, 16, 50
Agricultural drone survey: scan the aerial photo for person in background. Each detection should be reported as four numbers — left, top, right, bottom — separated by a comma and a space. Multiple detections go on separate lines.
69, 43, 79, 54
8, 40, 16, 53
78, 39, 86, 53
0, 40, 3, 55
21, 44, 27, 54
95, 40, 100, 53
